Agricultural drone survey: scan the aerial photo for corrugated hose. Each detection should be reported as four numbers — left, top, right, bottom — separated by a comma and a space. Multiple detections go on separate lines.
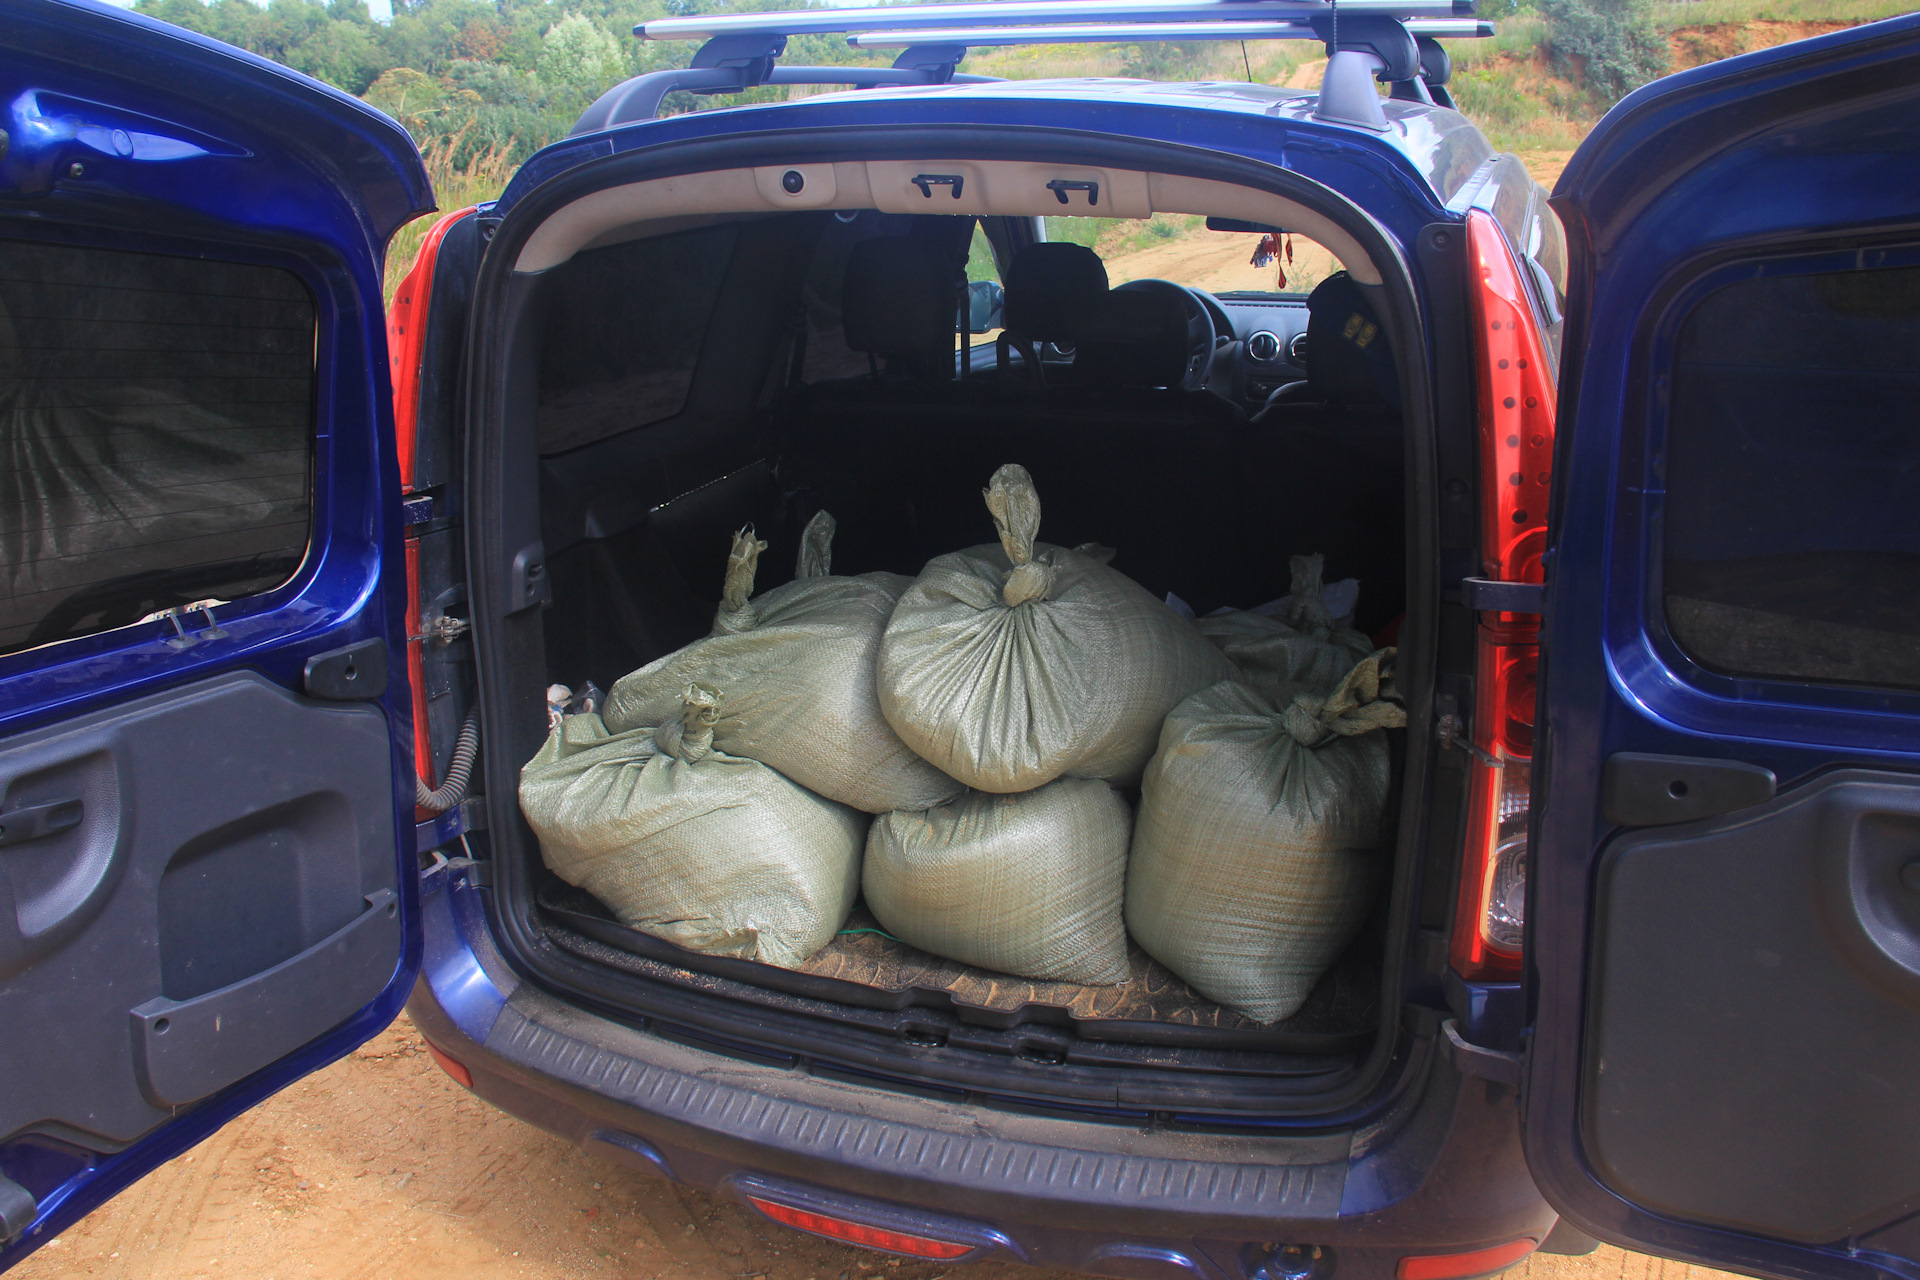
416, 709, 480, 813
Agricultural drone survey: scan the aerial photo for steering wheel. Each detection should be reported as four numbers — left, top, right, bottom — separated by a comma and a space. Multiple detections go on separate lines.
1113, 278, 1217, 390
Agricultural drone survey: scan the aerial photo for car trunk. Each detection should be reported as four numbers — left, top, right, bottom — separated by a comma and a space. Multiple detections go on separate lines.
460, 144, 1448, 1117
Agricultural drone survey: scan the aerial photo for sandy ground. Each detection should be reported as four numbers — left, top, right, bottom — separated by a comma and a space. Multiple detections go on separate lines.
15, 1014, 1744, 1280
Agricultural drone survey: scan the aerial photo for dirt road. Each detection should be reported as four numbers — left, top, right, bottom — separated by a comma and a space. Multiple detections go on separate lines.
16, 1015, 1737, 1280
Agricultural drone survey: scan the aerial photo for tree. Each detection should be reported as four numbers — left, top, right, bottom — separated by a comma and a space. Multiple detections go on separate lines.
1540, 0, 1669, 104
537, 11, 628, 110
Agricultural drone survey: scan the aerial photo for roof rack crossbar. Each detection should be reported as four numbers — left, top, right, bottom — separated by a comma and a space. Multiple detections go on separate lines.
570, 39, 991, 134
637, 0, 1476, 42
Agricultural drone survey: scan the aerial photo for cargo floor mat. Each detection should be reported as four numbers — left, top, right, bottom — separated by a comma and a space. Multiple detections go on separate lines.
537, 883, 1377, 1053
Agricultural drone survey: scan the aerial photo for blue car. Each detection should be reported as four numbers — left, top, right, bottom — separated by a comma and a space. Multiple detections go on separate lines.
3, 2, 1918, 1277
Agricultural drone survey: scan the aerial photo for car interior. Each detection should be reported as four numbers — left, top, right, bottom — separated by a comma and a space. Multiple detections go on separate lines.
476, 161, 1429, 1101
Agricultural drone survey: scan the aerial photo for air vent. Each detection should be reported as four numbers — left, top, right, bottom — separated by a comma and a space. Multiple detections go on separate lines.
1246, 330, 1281, 362
1289, 331, 1310, 365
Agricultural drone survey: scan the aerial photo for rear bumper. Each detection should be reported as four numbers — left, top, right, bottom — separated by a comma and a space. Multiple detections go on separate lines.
409, 872, 1553, 1280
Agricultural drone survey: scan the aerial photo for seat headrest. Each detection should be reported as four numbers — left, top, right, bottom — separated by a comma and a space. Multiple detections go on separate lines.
1071, 288, 1191, 389
1304, 272, 1399, 409
1003, 242, 1109, 342
843, 237, 958, 379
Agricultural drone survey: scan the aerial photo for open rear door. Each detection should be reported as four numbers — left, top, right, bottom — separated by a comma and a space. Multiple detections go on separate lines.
1526, 14, 1920, 1278
0, 1, 433, 1266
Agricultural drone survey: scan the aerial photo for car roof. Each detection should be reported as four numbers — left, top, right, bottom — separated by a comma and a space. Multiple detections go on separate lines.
519, 76, 1496, 220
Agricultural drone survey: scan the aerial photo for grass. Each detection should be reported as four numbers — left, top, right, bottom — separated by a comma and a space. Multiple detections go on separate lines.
383, 134, 518, 303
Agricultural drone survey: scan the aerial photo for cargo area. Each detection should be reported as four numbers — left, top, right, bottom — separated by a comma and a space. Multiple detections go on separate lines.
467, 168, 1431, 1103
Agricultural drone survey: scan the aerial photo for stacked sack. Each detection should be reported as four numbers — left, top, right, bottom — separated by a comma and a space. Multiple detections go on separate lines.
602, 511, 961, 815
1195, 553, 1374, 695
1125, 650, 1405, 1022
520, 681, 866, 968
864, 464, 1233, 986
520, 464, 1405, 1021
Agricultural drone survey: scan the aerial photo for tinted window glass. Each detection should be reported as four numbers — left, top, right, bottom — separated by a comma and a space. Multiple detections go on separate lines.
536, 224, 737, 454
1664, 262, 1920, 689
0, 239, 315, 656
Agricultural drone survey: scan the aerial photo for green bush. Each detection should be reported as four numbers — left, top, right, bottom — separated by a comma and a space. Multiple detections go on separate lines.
1539, 0, 1670, 103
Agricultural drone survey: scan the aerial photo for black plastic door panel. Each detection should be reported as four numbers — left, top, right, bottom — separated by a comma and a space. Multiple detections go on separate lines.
1587, 771, 1920, 1245
1, 673, 399, 1140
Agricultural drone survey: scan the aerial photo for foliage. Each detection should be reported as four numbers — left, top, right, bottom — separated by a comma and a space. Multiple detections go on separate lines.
1538, 0, 1670, 104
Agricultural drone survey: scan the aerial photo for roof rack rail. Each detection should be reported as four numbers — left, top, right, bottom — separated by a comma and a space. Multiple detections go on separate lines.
844, 18, 1491, 48
570, 0, 1485, 135
635, 0, 1476, 43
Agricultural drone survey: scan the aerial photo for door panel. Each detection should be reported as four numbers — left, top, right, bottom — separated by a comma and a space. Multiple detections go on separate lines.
1587, 771, 1920, 1244
0, 1, 432, 1265
1, 672, 397, 1145
1529, 14, 1920, 1278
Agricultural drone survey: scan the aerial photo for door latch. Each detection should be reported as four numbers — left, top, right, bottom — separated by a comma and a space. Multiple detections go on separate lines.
1460, 577, 1545, 614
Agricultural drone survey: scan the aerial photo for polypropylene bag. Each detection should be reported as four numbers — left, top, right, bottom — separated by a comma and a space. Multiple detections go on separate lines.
864, 778, 1131, 986
1124, 651, 1405, 1022
602, 513, 962, 814
877, 464, 1234, 793
1195, 554, 1374, 696
521, 683, 866, 969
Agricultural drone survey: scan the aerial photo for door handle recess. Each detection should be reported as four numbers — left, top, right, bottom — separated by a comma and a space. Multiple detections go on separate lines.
0, 798, 82, 849
128, 888, 399, 1108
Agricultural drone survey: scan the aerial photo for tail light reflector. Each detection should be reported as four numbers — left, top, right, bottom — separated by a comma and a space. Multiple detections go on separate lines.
423, 1040, 472, 1089
746, 1197, 974, 1259
1397, 1238, 1539, 1280
1451, 209, 1555, 983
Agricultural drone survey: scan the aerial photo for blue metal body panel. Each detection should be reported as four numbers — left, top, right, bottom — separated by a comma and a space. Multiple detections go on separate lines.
1529, 13, 1920, 1279
0, 0, 432, 1265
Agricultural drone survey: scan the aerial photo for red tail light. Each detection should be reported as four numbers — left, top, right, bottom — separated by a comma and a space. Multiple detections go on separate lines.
1397, 1238, 1539, 1280
1451, 209, 1556, 983
386, 208, 474, 811
746, 1197, 975, 1259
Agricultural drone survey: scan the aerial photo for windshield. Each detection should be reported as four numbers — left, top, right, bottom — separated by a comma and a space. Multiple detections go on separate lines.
1044, 215, 1341, 298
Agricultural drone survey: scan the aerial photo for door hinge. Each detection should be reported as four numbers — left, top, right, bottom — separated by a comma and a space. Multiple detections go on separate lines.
145, 600, 228, 650
411, 614, 471, 645
1460, 577, 1546, 614
1437, 712, 1504, 769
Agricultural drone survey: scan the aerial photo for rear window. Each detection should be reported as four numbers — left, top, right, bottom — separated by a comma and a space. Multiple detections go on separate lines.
536, 223, 737, 454
1663, 260, 1920, 690
0, 239, 315, 656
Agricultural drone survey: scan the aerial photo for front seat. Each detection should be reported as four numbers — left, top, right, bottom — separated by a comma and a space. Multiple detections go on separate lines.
996, 242, 1109, 383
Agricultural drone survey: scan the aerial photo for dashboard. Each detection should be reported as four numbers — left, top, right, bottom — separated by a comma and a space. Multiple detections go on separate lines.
1211, 293, 1312, 408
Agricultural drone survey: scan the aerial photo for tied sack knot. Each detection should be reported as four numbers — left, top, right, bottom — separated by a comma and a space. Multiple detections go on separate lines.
714, 526, 767, 635
984, 463, 1056, 607
656, 682, 721, 763
1284, 551, 1338, 640
1283, 648, 1408, 747
796, 509, 836, 579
